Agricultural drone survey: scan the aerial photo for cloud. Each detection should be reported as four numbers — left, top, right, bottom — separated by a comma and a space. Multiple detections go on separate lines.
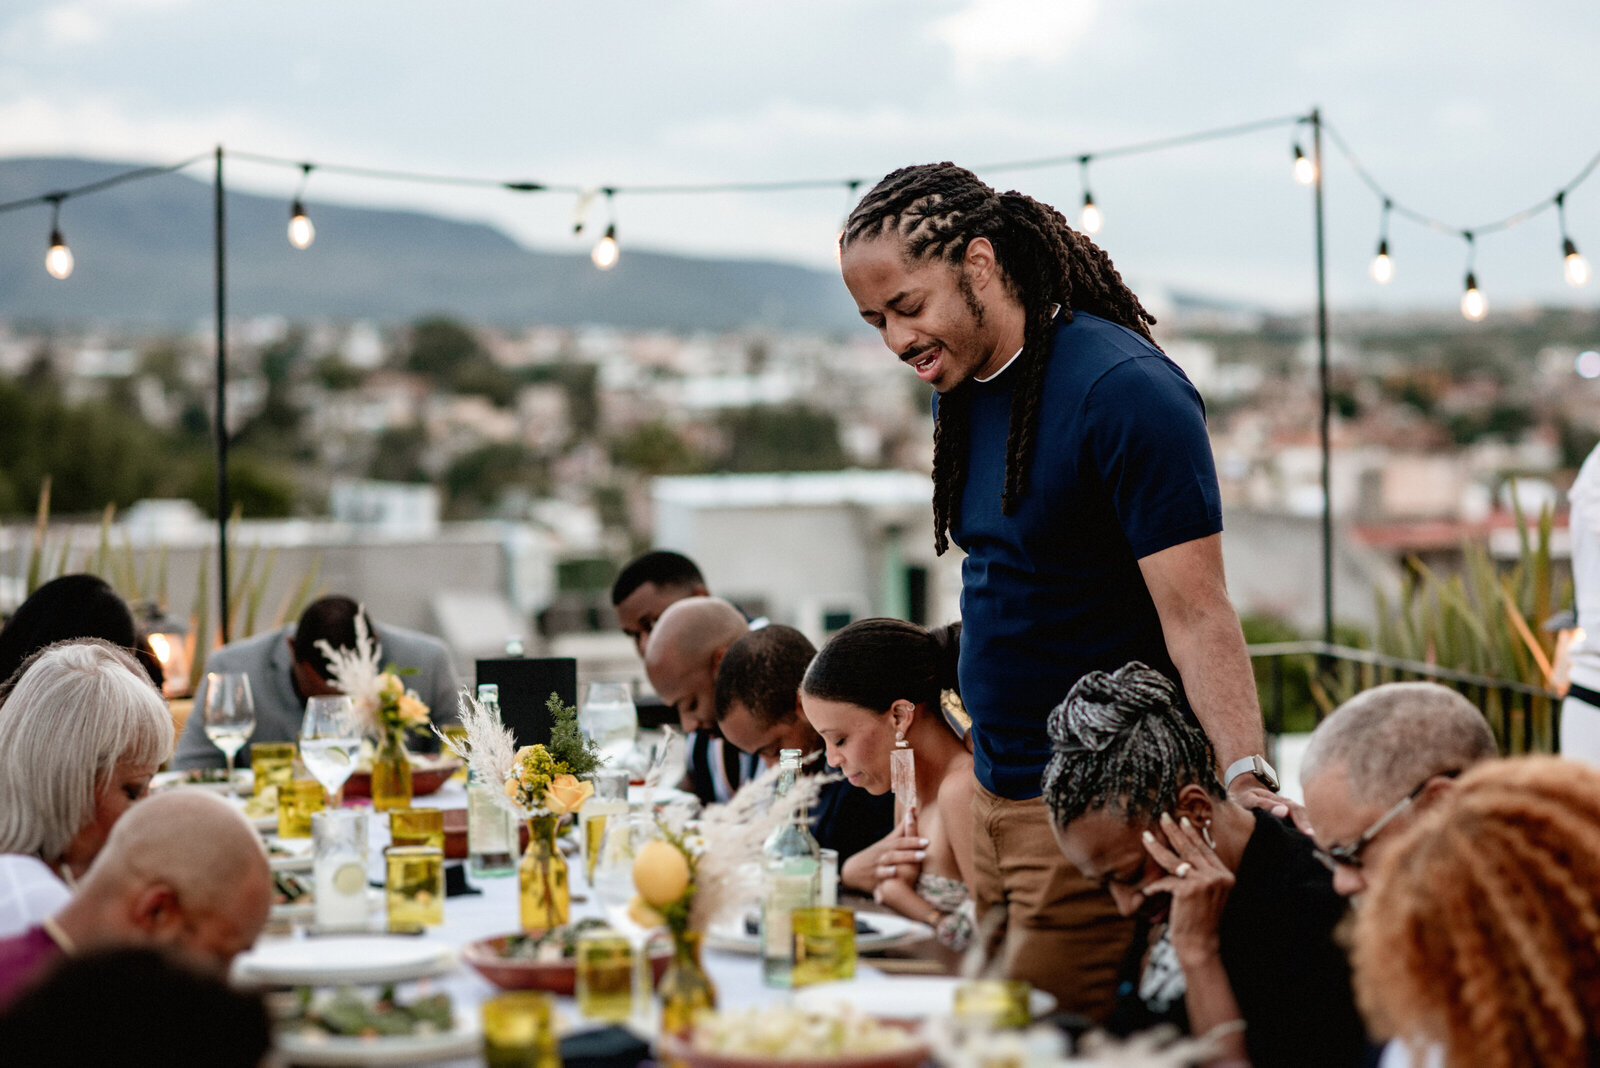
934, 0, 1099, 74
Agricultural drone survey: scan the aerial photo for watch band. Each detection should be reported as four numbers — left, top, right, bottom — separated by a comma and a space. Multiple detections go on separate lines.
1224, 755, 1279, 793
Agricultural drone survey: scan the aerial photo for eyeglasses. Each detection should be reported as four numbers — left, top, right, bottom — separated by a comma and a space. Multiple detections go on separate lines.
1313, 769, 1461, 871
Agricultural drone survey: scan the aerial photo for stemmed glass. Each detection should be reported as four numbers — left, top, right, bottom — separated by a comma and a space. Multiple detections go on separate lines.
300, 695, 362, 806
202, 672, 256, 797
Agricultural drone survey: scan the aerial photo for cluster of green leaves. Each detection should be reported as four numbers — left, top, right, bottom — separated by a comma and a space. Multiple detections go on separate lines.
545, 692, 602, 779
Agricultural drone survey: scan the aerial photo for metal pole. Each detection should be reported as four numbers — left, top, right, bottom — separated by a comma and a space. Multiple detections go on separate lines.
214, 145, 231, 643
1312, 108, 1333, 648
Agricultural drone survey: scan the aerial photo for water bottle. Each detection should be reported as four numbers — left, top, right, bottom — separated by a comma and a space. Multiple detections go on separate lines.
759, 749, 820, 987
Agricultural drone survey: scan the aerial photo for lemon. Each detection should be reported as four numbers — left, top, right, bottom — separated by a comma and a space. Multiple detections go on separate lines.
632, 840, 691, 907
627, 894, 666, 929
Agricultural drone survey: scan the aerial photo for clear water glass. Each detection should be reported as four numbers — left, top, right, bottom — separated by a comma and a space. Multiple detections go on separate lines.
202, 672, 255, 796
300, 694, 361, 804
579, 682, 638, 768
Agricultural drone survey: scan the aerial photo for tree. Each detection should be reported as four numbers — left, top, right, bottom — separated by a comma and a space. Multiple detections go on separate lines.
713, 404, 849, 473
610, 421, 701, 476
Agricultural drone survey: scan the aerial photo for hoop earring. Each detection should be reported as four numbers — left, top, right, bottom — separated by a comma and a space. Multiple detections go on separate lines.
1201, 821, 1216, 850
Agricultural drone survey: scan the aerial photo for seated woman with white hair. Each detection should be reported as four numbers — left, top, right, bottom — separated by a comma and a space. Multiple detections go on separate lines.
1044, 662, 1366, 1068
0, 640, 173, 936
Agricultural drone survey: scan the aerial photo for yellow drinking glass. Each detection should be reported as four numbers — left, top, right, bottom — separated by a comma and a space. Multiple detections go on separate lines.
482, 991, 560, 1068
250, 742, 296, 798
390, 808, 445, 851
953, 978, 1033, 1029
791, 906, 857, 987
574, 928, 633, 1023
277, 778, 325, 838
385, 845, 445, 931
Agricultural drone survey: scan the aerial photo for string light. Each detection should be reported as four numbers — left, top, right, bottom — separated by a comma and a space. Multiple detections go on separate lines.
1077, 156, 1103, 234
1369, 199, 1394, 284
1557, 192, 1590, 287
1292, 143, 1317, 186
835, 179, 861, 267
44, 195, 73, 280
1460, 232, 1487, 321
287, 163, 315, 250
591, 189, 619, 270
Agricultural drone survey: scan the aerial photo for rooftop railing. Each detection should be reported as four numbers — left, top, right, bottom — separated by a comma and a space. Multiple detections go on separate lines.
1249, 640, 1561, 754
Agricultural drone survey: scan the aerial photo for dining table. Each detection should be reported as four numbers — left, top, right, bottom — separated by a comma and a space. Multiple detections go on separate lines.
242, 774, 955, 1066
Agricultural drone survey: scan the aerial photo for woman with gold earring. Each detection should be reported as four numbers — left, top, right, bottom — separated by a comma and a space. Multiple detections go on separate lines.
800, 619, 976, 948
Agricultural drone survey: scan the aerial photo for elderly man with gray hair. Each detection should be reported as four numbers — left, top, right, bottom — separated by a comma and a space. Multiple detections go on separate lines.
1300, 681, 1497, 898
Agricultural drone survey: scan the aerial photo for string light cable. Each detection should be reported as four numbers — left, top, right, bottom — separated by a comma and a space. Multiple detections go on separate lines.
1322, 119, 1600, 294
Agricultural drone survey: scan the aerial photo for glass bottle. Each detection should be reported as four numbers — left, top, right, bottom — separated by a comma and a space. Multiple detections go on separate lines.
519, 815, 570, 931
468, 684, 518, 877
759, 748, 820, 988
370, 729, 412, 812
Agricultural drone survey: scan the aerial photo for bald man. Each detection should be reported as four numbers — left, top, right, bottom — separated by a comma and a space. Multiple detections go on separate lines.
645, 597, 751, 734
0, 790, 272, 1007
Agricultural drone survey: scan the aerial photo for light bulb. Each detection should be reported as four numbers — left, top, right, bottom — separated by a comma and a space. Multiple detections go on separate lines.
1293, 145, 1316, 186
591, 224, 619, 270
45, 230, 73, 280
1079, 193, 1103, 235
288, 201, 315, 250
1564, 239, 1589, 286
1460, 273, 1487, 321
1369, 239, 1393, 284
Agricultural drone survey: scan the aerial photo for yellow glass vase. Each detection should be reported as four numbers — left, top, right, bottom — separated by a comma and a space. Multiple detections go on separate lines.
659, 929, 717, 1038
519, 816, 570, 931
371, 731, 413, 813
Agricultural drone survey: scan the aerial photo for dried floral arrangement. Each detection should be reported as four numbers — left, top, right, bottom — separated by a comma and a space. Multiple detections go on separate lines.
437, 689, 601, 818
630, 759, 830, 935
315, 610, 430, 739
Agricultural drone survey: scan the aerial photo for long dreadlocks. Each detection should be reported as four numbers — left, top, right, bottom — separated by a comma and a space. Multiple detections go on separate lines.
841, 163, 1158, 554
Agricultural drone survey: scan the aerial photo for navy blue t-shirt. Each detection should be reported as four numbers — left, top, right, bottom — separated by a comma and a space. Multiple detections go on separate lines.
944, 312, 1222, 798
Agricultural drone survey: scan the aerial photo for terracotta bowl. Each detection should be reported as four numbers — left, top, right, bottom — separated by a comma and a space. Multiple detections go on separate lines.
343, 755, 462, 800
461, 932, 672, 995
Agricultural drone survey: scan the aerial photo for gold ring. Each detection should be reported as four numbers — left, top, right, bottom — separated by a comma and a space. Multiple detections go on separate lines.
1174, 862, 1193, 879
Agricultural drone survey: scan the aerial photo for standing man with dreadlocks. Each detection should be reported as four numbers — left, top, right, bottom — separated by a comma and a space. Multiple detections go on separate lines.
839, 163, 1286, 1020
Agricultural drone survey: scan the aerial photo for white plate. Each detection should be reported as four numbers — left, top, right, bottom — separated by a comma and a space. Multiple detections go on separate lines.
152, 768, 253, 794
705, 911, 931, 955
268, 839, 315, 872
269, 889, 384, 924
232, 935, 457, 987
274, 1012, 481, 1066
794, 977, 1057, 1022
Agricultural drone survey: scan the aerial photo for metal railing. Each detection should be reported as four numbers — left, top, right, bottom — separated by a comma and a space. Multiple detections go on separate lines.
1248, 640, 1562, 754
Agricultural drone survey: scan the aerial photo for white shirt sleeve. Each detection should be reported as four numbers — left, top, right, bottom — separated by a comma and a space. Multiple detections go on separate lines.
0, 854, 71, 938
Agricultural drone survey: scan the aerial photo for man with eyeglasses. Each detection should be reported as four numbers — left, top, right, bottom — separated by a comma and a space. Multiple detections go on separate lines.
1299, 681, 1497, 898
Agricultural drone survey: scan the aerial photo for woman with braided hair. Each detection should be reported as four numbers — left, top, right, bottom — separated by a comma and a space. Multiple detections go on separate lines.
1353, 756, 1600, 1068
1045, 662, 1364, 1068
839, 162, 1282, 1018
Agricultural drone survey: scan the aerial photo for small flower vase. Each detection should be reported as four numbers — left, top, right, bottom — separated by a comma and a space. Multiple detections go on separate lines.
519, 815, 570, 931
371, 730, 413, 813
658, 928, 716, 1038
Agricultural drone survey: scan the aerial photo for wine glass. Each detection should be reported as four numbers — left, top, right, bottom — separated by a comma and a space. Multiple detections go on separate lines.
202, 672, 256, 797
300, 695, 362, 806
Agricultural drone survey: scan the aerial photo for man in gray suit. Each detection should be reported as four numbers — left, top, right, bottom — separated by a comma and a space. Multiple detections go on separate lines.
174, 596, 461, 770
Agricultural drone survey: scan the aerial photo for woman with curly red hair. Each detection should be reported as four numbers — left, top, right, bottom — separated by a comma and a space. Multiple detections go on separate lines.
1353, 755, 1600, 1068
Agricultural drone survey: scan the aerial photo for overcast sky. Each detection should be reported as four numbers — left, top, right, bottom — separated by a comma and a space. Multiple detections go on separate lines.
3, 0, 1598, 317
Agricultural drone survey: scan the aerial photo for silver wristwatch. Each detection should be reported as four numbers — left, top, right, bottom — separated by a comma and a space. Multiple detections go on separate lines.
1224, 754, 1280, 793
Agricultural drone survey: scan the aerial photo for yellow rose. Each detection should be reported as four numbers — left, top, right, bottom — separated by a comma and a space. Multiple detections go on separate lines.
397, 694, 430, 726
544, 774, 594, 816
379, 672, 405, 697
504, 776, 520, 800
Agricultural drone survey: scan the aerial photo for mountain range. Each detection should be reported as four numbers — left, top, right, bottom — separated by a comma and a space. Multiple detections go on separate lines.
0, 157, 865, 333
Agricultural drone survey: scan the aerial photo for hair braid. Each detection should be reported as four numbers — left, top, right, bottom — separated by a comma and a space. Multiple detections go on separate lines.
842, 163, 1158, 551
